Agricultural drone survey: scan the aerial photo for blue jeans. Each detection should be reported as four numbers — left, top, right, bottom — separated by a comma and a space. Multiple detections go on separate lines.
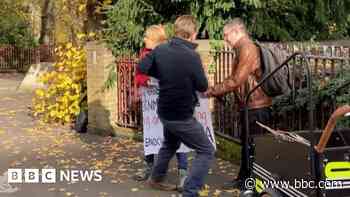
151, 117, 215, 197
145, 152, 188, 170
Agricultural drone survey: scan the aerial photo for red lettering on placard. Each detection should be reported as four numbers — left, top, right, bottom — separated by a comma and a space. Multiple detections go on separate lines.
196, 111, 207, 125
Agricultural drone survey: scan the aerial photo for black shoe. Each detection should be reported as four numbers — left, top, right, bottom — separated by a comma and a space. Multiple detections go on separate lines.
222, 178, 243, 190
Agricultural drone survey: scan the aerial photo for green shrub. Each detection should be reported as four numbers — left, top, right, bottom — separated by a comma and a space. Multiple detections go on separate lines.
273, 70, 350, 128
0, 2, 37, 47
103, 0, 162, 56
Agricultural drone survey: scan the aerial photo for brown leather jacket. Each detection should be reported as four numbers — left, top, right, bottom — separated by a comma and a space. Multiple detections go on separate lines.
211, 37, 272, 109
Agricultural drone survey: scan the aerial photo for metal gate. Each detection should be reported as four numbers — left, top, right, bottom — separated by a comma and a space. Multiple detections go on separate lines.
116, 56, 141, 128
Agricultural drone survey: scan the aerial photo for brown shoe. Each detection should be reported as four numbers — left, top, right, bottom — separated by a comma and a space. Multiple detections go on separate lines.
147, 179, 177, 191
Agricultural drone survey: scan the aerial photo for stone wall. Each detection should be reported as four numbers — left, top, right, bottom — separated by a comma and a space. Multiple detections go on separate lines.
86, 41, 116, 136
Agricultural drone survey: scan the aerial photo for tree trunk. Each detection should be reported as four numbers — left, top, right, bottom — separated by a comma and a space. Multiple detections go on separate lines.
39, 0, 53, 44
84, 0, 103, 33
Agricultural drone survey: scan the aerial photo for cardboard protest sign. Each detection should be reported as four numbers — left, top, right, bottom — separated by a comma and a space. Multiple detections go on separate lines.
194, 94, 216, 150
141, 84, 215, 156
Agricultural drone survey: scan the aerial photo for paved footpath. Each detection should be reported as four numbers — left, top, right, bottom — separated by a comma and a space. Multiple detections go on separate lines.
0, 73, 240, 197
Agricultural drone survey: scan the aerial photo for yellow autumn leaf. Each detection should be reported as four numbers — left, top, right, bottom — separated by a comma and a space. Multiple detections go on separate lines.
198, 184, 210, 197
59, 188, 66, 192
213, 189, 222, 196
110, 180, 119, 184
64, 115, 71, 122
35, 89, 45, 97
48, 187, 56, 192
77, 33, 86, 40
78, 4, 85, 12
99, 192, 108, 196
66, 43, 73, 49
88, 32, 96, 37
66, 50, 73, 59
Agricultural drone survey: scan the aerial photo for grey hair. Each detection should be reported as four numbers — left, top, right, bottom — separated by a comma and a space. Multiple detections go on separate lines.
224, 18, 247, 34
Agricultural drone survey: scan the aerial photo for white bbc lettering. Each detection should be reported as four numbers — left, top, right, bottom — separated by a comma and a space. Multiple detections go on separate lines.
7, 169, 102, 183
41, 169, 56, 183
60, 170, 70, 182
70, 170, 80, 182
7, 169, 22, 183
24, 169, 39, 183
94, 170, 102, 182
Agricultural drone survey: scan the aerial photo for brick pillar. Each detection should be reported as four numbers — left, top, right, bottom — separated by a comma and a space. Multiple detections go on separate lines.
196, 40, 215, 112
86, 41, 116, 135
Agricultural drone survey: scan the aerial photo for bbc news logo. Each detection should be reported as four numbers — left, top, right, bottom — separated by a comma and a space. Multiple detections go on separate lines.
8, 169, 102, 183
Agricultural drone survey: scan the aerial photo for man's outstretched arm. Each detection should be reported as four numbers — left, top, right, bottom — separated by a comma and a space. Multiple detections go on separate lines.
208, 45, 257, 97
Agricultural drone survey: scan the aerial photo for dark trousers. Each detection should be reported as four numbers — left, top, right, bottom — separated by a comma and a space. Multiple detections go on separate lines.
151, 117, 215, 197
145, 152, 188, 170
238, 107, 272, 180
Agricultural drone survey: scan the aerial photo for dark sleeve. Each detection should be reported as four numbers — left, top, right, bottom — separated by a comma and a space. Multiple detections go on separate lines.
192, 54, 208, 92
137, 50, 157, 77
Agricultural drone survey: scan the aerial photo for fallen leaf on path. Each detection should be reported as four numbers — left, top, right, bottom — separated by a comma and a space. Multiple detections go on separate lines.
48, 187, 56, 192
131, 188, 139, 192
110, 180, 119, 184
213, 189, 222, 196
99, 192, 108, 196
224, 188, 240, 193
198, 185, 210, 196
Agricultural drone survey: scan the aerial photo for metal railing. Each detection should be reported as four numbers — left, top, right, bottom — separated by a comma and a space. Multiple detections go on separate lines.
114, 43, 350, 141
115, 55, 142, 128
0, 44, 55, 72
212, 44, 350, 142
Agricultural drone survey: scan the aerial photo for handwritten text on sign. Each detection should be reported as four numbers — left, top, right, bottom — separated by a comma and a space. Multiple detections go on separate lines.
141, 86, 216, 156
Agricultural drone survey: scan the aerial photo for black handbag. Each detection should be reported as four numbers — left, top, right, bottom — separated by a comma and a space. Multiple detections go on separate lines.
74, 109, 87, 133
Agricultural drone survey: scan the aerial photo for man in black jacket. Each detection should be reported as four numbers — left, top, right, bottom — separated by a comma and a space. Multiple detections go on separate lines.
137, 15, 215, 197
